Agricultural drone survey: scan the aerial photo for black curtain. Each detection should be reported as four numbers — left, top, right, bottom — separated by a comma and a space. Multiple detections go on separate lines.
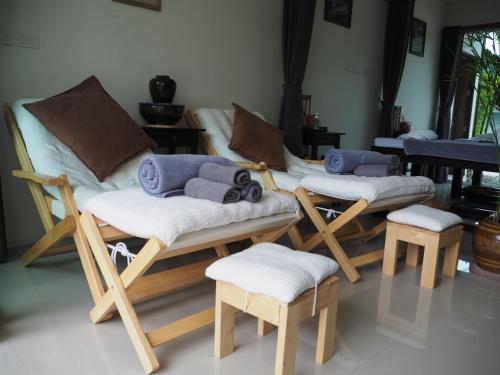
433, 27, 465, 182
379, 0, 415, 137
280, 0, 316, 156
436, 27, 465, 140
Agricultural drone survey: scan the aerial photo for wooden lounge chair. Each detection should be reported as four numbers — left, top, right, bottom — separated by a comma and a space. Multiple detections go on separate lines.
186, 108, 435, 283
5, 100, 301, 373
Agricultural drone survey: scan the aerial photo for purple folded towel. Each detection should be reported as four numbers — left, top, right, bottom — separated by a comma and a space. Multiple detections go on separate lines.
139, 154, 234, 197
354, 164, 401, 177
239, 180, 262, 202
198, 162, 251, 187
325, 149, 400, 173
185, 177, 241, 204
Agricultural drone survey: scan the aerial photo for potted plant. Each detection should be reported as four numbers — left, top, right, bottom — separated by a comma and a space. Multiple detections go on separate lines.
462, 31, 500, 273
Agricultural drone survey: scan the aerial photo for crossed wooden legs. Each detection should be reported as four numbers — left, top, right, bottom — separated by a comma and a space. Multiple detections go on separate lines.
294, 187, 388, 283
21, 216, 76, 266
79, 210, 300, 374
214, 276, 340, 375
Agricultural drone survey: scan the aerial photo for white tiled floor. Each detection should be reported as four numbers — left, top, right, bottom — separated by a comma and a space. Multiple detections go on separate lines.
1, 219, 500, 375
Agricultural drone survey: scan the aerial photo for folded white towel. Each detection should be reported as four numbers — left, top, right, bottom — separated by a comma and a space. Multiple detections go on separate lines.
205, 243, 338, 304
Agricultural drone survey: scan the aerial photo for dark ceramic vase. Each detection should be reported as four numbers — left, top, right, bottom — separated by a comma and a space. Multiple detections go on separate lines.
473, 217, 500, 274
149, 75, 176, 103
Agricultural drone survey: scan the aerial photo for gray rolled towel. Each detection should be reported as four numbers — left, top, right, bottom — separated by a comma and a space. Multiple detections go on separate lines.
198, 162, 250, 187
184, 177, 241, 204
138, 154, 234, 197
354, 164, 402, 177
325, 149, 400, 173
239, 180, 262, 202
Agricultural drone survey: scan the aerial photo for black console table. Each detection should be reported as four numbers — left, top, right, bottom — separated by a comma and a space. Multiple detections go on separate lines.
303, 128, 345, 159
142, 125, 205, 154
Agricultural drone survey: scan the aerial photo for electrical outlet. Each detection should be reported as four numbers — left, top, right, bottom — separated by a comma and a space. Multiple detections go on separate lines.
0, 30, 12, 46
14, 32, 39, 49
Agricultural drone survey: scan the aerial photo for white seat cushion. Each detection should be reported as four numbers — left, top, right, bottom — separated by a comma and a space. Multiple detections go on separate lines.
387, 204, 462, 232
84, 189, 299, 247
301, 174, 435, 203
205, 242, 338, 303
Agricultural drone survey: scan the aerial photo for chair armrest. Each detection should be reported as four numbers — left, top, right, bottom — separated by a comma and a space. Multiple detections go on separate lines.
237, 162, 268, 171
303, 159, 324, 165
12, 170, 66, 186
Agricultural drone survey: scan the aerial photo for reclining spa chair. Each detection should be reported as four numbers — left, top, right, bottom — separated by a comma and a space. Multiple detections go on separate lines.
5, 100, 301, 374
186, 108, 435, 283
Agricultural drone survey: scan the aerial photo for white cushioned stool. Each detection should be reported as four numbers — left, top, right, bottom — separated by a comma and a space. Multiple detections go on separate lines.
382, 205, 463, 288
206, 243, 340, 375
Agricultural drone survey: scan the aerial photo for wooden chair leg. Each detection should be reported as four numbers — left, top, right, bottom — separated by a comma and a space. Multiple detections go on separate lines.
287, 225, 304, 250
443, 240, 460, 278
406, 243, 422, 267
382, 224, 399, 276
275, 304, 300, 375
421, 237, 440, 289
316, 280, 339, 364
258, 319, 276, 336
215, 286, 237, 359
214, 245, 230, 257
81, 213, 159, 373
295, 187, 360, 283
22, 216, 75, 266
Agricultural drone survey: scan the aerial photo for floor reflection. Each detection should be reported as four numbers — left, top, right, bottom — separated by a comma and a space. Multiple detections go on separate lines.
376, 269, 454, 348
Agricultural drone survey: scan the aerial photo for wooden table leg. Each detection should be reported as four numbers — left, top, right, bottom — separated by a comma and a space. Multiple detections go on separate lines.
451, 168, 464, 199
214, 286, 237, 359
275, 305, 300, 375
421, 237, 440, 289
406, 243, 422, 267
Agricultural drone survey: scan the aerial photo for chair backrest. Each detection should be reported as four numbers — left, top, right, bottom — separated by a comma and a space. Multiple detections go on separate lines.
186, 108, 254, 163
7, 100, 149, 202
4, 103, 55, 231
186, 108, 323, 173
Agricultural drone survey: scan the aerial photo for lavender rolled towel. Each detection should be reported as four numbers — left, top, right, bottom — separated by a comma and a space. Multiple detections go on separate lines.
139, 154, 234, 197
185, 177, 241, 204
324, 149, 400, 173
198, 162, 251, 187
239, 180, 263, 203
354, 164, 397, 177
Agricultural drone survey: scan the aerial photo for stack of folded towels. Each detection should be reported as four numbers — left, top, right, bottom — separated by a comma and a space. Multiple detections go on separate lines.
138, 154, 262, 204
324, 149, 401, 177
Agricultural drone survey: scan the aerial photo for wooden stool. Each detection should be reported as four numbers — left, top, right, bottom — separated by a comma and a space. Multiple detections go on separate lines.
382, 221, 463, 288
214, 276, 340, 375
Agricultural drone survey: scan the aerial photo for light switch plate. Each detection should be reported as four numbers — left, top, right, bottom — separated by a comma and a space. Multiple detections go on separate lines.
14, 32, 39, 49
0, 30, 13, 46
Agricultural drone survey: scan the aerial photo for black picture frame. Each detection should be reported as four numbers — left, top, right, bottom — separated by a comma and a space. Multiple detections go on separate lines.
324, 0, 353, 29
113, 0, 161, 12
409, 18, 426, 57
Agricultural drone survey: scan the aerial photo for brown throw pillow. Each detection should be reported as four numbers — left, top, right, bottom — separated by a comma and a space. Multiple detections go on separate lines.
229, 103, 287, 171
23, 76, 156, 181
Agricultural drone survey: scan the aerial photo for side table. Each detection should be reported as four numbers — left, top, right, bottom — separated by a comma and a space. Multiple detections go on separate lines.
142, 125, 206, 154
303, 128, 345, 159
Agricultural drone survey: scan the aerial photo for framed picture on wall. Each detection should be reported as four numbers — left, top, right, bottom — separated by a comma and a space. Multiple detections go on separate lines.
409, 18, 427, 57
324, 0, 353, 29
112, 0, 161, 12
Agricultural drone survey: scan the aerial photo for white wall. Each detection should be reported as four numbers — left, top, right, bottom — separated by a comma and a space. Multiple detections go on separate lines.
0, 0, 283, 247
396, 0, 447, 131
304, 0, 387, 150
446, 0, 500, 27
304, 0, 446, 152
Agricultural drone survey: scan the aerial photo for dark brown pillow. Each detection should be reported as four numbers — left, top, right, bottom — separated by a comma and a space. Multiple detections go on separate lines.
229, 103, 287, 171
23, 76, 156, 181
